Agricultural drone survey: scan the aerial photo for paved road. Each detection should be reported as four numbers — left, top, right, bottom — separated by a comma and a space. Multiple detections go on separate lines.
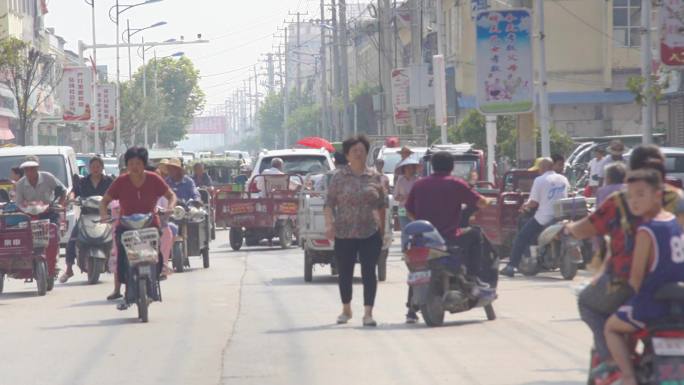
1, 231, 591, 385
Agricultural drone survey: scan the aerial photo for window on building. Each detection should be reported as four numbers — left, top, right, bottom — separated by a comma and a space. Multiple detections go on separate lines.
613, 0, 641, 47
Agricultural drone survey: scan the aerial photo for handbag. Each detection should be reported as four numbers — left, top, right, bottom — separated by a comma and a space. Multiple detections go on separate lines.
578, 273, 635, 314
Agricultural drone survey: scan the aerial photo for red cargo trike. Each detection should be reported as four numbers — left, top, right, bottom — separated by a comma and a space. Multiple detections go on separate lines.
0, 201, 59, 296
216, 174, 302, 251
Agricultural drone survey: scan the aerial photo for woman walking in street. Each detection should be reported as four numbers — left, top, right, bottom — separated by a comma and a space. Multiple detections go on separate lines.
325, 135, 387, 327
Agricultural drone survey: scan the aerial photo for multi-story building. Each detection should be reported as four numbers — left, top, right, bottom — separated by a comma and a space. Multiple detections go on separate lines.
442, 0, 672, 138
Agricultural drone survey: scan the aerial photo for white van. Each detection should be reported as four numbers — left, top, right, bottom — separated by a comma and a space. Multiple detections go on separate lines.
0, 146, 80, 246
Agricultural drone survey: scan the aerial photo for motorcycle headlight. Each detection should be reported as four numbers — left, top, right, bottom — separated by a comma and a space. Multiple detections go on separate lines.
171, 206, 186, 220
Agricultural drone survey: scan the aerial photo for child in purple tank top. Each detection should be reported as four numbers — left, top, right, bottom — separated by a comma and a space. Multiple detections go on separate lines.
604, 167, 684, 385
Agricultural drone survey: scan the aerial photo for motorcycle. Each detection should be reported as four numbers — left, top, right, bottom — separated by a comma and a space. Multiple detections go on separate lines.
518, 197, 592, 280
168, 199, 210, 273
587, 282, 684, 385
403, 220, 498, 327
74, 196, 113, 284
119, 213, 162, 323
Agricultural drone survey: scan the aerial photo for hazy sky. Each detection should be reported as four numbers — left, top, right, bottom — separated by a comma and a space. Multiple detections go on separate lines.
46, 0, 321, 111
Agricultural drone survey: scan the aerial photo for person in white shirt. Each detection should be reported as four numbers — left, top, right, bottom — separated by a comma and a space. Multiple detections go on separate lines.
587, 147, 606, 195
597, 140, 626, 186
255, 158, 300, 195
500, 157, 570, 277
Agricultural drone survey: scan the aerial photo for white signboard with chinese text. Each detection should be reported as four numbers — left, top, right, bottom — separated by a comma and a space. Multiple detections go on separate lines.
391, 68, 410, 126
660, 0, 684, 68
61, 67, 93, 121
475, 9, 534, 115
90, 84, 116, 132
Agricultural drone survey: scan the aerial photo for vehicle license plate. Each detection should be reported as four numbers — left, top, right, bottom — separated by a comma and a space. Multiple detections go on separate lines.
407, 270, 431, 285
138, 265, 152, 276
653, 337, 684, 356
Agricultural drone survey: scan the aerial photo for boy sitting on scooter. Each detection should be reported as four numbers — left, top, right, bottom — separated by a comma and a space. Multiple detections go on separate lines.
604, 164, 684, 385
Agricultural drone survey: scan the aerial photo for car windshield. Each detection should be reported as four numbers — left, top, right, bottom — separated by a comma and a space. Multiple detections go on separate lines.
451, 160, 478, 179
259, 155, 330, 175
381, 152, 402, 173
0, 155, 69, 186
103, 159, 120, 176
665, 155, 684, 174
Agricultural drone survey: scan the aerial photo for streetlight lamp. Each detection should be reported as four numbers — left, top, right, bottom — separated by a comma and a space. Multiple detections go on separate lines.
108, 0, 164, 154
123, 20, 167, 80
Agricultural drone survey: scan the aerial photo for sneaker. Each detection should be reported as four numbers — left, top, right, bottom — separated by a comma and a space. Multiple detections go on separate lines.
337, 313, 352, 324
362, 316, 377, 327
499, 265, 515, 278
406, 311, 419, 324
116, 302, 129, 311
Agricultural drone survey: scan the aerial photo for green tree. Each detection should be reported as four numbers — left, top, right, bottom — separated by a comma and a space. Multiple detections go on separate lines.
439, 110, 575, 166
257, 91, 284, 149
285, 103, 320, 140
120, 56, 205, 147
0, 37, 60, 145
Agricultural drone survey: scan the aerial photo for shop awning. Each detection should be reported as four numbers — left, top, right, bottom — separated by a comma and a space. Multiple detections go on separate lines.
0, 117, 15, 141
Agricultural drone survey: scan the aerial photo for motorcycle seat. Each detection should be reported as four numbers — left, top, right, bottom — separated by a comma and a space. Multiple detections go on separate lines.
654, 282, 684, 301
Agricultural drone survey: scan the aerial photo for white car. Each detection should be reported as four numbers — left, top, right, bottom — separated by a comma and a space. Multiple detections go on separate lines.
0, 146, 80, 246
250, 148, 334, 182
376, 146, 428, 189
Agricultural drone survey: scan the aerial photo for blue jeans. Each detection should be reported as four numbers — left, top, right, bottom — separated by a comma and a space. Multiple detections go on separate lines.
509, 217, 545, 267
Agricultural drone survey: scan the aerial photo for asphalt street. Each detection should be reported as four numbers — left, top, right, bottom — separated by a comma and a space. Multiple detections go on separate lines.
1, 230, 591, 385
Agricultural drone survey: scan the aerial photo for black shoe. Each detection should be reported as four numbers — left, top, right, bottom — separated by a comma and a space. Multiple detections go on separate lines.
499, 265, 515, 278
406, 311, 419, 324
116, 302, 129, 311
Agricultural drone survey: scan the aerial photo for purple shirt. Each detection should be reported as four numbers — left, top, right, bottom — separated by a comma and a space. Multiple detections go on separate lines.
596, 183, 624, 206
405, 173, 482, 241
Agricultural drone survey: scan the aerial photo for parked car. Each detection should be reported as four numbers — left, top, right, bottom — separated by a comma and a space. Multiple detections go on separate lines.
0, 146, 80, 246
625, 147, 684, 184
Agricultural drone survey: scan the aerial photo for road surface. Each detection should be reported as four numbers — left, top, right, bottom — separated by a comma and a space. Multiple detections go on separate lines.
0, 231, 591, 385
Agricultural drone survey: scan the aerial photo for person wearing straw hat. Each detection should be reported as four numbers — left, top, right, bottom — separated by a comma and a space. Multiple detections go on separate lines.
597, 140, 626, 186
165, 158, 200, 202
157, 159, 171, 179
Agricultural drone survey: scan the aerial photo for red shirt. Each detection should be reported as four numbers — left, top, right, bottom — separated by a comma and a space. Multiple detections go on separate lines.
106, 171, 169, 226
405, 173, 482, 241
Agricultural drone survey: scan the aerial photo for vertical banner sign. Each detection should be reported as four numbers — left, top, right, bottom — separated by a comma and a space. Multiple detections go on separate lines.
391, 68, 411, 126
475, 9, 534, 115
471, 0, 489, 20
91, 84, 116, 132
660, 0, 684, 68
61, 67, 93, 121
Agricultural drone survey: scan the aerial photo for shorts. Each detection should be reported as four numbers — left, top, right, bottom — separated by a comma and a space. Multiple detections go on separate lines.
615, 305, 645, 330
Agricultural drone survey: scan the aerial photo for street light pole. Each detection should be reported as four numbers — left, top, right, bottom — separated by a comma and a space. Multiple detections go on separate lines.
115, 0, 121, 154
142, 36, 148, 148
89, 0, 100, 154
641, 0, 653, 144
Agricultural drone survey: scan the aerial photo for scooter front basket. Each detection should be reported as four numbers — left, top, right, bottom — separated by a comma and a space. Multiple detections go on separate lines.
121, 228, 159, 266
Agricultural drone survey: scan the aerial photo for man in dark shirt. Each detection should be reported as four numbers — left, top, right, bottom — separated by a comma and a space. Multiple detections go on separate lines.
405, 151, 491, 322
192, 162, 213, 187
60, 157, 114, 283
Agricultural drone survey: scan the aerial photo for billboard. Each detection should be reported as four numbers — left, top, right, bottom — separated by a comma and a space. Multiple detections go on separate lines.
188, 116, 227, 134
660, 0, 684, 68
391, 68, 410, 126
91, 84, 116, 132
61, 67, 93, 121
475, 9, 534, 115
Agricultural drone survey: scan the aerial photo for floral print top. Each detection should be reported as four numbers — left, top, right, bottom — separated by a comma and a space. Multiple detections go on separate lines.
325, 165, 388, 239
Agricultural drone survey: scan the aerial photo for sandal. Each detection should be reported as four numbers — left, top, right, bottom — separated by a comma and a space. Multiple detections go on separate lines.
107, 292, 123, 301
59, 271, 73, 284
363, 316, 377, 327
336, 313, 352, 324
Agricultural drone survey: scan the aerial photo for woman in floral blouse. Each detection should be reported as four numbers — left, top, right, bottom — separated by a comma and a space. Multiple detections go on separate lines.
325, 135, 387, 327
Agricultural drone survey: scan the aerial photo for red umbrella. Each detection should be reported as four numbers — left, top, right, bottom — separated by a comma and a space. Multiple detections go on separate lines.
296, 137, 335, 152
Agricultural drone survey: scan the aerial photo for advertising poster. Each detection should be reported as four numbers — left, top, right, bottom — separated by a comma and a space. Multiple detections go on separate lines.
660, 0, 684, 68
391, 68, 410, 126
475, 9, 534, 115
61, 67, 93, 121
91, 84, 116, 132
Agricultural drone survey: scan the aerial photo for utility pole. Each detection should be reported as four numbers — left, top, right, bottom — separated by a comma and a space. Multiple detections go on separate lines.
379, 0, 394, 135
288, 11, 308, 102
278, 28, 291, 148
320, 0, 329, 140
330, 0, 341, 140
266, 53, 275, 91
338, 0, 351, 138
641, 0, 653, 144
535, 0, 551, 156
254, 65, 260, 140
410, 0, 423, 135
